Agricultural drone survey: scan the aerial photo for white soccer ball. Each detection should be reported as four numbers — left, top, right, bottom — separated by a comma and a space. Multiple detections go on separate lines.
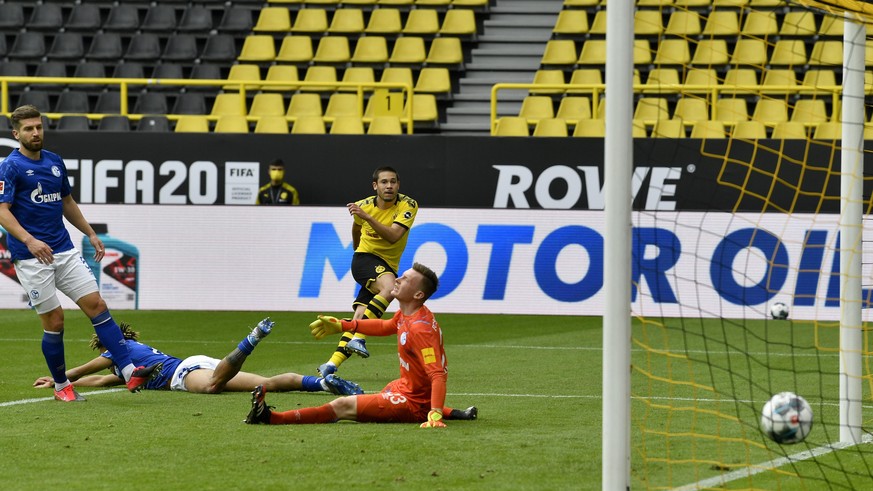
770, 301, 789, 320
760, 392, 813, 444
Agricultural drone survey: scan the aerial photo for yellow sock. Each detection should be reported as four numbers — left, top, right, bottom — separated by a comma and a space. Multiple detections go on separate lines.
329, 332, 354, 366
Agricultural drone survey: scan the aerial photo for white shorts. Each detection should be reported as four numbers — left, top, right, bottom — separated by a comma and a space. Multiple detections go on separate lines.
14, 249, 98, 314
170, 355, 221, 392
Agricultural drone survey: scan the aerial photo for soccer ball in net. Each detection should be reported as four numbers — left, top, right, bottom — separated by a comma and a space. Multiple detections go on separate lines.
769, 301, 789, 320
760, 392, 813, 444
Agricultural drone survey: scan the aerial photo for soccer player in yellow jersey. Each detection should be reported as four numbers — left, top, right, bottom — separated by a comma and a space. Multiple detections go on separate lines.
318, 166, 418, 377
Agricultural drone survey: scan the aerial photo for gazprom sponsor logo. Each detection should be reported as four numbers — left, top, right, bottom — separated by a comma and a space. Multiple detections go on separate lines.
30, 182, 62, 204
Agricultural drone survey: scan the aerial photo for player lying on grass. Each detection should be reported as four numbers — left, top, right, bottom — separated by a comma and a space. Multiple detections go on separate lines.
245, 263, 477, 426
34, 318, 363, 396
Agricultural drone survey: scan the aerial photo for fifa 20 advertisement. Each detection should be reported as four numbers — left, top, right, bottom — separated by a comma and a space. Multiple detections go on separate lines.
0, 206, 864, 320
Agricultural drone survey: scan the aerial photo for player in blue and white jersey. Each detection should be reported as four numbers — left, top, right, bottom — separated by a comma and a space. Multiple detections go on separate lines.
34, 318, 364, 396
0, 105, 159, 402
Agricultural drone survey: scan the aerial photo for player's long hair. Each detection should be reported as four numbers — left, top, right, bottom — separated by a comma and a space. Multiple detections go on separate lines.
89, 322, 139, 351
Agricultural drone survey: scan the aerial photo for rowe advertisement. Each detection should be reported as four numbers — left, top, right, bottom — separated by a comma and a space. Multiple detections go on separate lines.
0, 206, 863, 320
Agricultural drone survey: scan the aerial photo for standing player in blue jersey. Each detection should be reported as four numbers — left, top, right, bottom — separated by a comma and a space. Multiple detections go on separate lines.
0, 105, 159, 402
33, 318, 364, 396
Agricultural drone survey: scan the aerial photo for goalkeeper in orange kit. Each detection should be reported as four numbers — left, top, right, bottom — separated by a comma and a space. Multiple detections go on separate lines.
244, 262, 476, 427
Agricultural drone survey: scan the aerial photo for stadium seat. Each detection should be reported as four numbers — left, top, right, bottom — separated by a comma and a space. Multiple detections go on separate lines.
533, 118, 569, 137
56, 116, 91, 131
376, 0, 414, 6
567, 69, 602, 93
0, 4, 25, 31
55, 91, 91, 114
801, 70, 837, 95
531, 70, 565, 95
439, 9, 477, 38
702, 11, 739, 37
8, 33, 46, 60
301, 65, 338, 91
254, 7, 293, 33
634, 10, 663, 37
690, 120, 726, 139
0, 61, 28, 89
405, 93, 439, 125
653, 39, 690, 66
791, 99, 829, 124
292, 9, 329, 33
633, 40, 652, 66
813, 122, 841, 140
588, 11, 607, 36
254, 116, 290, 133
541, 40, 577, 67
642, 68, 680, 94
178, 6, 213, 32
381, 67, 414, 91
741, 10, 778, 37
426, 37, 464, 68
771, 121, 808, 139
518, 96, 555, 125
239, 35, 277, 63
573, 119, 605, 137
673, 0, 710, 8
808, 41, 843, 66
577, 40, 607, 66
365, 8, 402, 35
163, 35, 200, 63
175, 115, 210, 133
672, 97, 709, 124
125, 34, 162, 62
342, 0, 378, 5
555, 96, 592, 126
85, 33, 122, 61
104, 5, 140, 32
225, 64, 262, 91
451, 0, 490, 7
730, 39, 767, 66
200, 35, 239, 63
97, 116, 131, 132
287, 93, 323, 119
151, 63, 185, 91
66, 4, 102, 32
651, 119, 685, 138
112, 62, 146, 81
779, 11, 817, 37
211, 93, 247, 116
16, 91, 52, 114
414, 0, 451, 6
341, 66, 376, 91
684, 68, 718, 94
769, 40, 807, 66
276, 36, 314, 64
325, 93, 364, 120
264, 65, 300, 91
494, 116, 530, 136
389, 37, 427, 65
141, 5, 178, 32
47, 33, 85, 60
403, 9, 440, 36
190, 64, 223, 91
313, 36, 352, 64
731, 120, 767, 140
218, 7, 254, 33
691, 39, 729, 66
633, 97, 670, 124
415, 67, 451, 98
553, 10, 589, 36
214, 115, 250, 133
292, 116, 327, 134
367, 116, 404, 134
751, 99, 789, 124
330, 115, 365, 134
250, 93, 287, 117
28, 4, 64, 31
172, 93, 208, 115
133, 93, 170, 114
664, 10, 701, 37
33, 62, 67, 91
818, 15, 843, 37
721, 68, 758, 95
94, 91, 123, 114
761, 69, 797, 95
329, 9, 366, 35
351, 36, 390, 65
714, 98, 749, 122
138, 116, 171, 132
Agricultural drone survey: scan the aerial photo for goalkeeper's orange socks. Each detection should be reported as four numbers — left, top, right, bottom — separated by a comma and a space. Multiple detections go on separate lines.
271, 403, 337, 424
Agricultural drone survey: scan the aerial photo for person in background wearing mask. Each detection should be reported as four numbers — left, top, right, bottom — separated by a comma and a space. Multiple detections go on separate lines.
256, 159, 299, 205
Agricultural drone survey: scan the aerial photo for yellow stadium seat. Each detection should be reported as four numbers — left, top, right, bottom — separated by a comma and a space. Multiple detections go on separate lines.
495, 116, 530, 136
253, 7, 292, 33
791, 99, 829, 124
651, 119, 685, 138
691, 39, 729, 66
519, 95, 555, 124
286, 93, 323, 118
674, 0, 713, 7
175, 115, 210, 133
238, 35, 276, 62
377, 0, 414, 6
211, 93, 246, 116
351, 36, 389, 64
731, 120, 767, 140
249, 93, 286, 117
542, 40, 578, 66
313, 35, 351, 64
225, 64, 262, 91
532, 69, 565, 95
264, 64, 300, 91
714, 98, 749, 122
634, 10, 663, 37
306, 0, 340, 4
567, 69, 602, 94
415, 67, 452, 97
439, 9, 477, 37
588, 11, 607, 36
254, 116, 289, 133
564, 0, 602, 6
673, 97, 709, 123
780, 12, 817, 37
556, 96, 592, 125
634, 39, 652, 65
721, 68, 758, 95
741, 10, 777, 37
633, 97, 669, 124
403, 9, 439, 36
380, 66, 414, 90
533, 118, 569, 137
813, 122, 841, 140
771, 121, 807, 139
866, 123, 873, 140
365, 8, 402, 35
330, 115, 365, 134
653, 39, 690, 65
749, 0, 785, 6
452, 0, 490, 6
301, 65, 338, 91
573, 119, 605, 137
292, 115, 326, 134
761, 69, 797, 95
415, 0, 451, 5
328, 8, 365, 34
683, 68, 718, 94
577, 40, 606, 65
818, 15, 843, 37
702, 11, 739, 37
801, 69, 837, 95
769, 40, 807, 66
426, 37, 464, 67
730, 38, 767, 66
809, 40, 843, 66
214, 114, 250, 133
367, 116, 403, 134
690, 120, 726, 139
406, 93, 438, 124
276, 35, 314, 64
752, 98, 789, 124
637, 0, 672, 6
292, 8, 328, 33
664, 10, 701, 37
340, 66, 375, 91
554, 10, 589, 36
712, 0, 747, 6
643, 68, 680, 94
389, 36, 427, 65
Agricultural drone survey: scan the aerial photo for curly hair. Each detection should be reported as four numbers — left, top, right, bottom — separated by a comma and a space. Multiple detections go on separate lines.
89, 322, 139, 351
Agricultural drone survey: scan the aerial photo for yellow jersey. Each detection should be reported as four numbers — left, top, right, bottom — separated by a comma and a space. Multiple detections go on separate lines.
354, 193, 418, 272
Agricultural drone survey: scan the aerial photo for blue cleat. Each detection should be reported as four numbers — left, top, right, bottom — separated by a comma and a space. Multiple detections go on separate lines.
345, 337, 370, 358
324, 374, 364, 395
317, 362, 337, 377
252, 317, 274, 340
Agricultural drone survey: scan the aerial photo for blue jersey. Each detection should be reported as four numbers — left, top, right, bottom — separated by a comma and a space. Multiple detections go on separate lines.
101, 340, 181, 390
0, 149, 74, 260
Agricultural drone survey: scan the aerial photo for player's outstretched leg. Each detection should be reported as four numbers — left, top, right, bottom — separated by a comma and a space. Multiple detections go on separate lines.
323, 374, 364, 396
317, 360, 338, 377
447, 406, 478, 421
127, 362, 163, 392
245, 385, 273, 425
345, 335, 369, 358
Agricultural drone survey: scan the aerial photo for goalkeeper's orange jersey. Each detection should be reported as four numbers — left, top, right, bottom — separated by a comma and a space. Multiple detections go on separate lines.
351, 305, 447, 408
353, 193, 418, 272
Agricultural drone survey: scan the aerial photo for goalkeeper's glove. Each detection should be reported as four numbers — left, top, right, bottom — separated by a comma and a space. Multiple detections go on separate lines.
420, 410, 446, 428
309, 315, 343, 339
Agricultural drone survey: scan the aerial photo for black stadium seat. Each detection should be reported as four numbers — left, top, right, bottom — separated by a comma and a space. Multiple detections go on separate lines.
47, 33, 86, 60
104, 5, 141, 32
141, 5, 178, 32
87, 33, 124, 61
55, 91, 91, 114
125, 34, 163, 62
163, 35, 199, 62
178, 6, 213, 32
56, 115, 91, 131
8, 32, 46, 60
28, 4, 65, 31
137, 115, 171, 132
66, 4, 102, 32
200, 35, 237, 62
98, 116, 131, 131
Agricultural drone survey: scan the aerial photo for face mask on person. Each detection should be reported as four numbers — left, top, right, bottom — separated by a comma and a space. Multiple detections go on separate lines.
270, 170, 285, 182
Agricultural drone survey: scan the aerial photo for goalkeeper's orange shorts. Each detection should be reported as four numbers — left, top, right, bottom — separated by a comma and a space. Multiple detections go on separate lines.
355, 390, 429, 423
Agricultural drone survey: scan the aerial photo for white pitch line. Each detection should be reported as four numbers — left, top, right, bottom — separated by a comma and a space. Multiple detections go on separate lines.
0, 388, 125, 407
674, 434, 873, 491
